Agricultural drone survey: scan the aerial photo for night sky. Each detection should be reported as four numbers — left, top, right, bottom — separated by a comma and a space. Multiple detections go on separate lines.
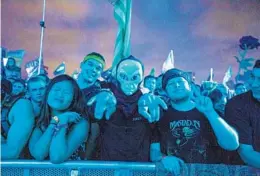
2, 0, 260, 83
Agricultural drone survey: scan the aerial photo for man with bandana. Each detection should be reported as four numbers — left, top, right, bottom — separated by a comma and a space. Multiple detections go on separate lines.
225, 60, 260, 168
88, 55, 167, 161
77, 52, 106, 159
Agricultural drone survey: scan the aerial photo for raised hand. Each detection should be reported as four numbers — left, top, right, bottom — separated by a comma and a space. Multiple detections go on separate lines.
195, 96, 215, 116
138, 93, 167, 123
58, 111, 82, 124
87, 90, 117, 120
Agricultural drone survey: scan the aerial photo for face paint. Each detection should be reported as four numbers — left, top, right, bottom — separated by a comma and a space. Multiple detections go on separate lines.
116, 60, 143, 96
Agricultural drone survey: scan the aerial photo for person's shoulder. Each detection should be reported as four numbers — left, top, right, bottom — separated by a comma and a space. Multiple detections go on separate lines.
14, 98, 32, 107
12, 98, 33, 114
161, 105, 177, 118
10, 98, 34, 122
227, 91, 252, 106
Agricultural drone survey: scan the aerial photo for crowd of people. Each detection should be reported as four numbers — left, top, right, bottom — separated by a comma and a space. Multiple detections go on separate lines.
1, 53, 260, 173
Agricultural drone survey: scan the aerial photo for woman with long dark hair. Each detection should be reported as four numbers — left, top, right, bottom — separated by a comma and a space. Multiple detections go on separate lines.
29, 75, 89, 163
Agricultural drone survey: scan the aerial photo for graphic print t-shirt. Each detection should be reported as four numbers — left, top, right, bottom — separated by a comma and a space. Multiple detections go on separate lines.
157, 107, 221, 163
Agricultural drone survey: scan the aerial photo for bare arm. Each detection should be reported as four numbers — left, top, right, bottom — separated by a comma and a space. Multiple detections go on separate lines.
1, 99, 34, 159
196, 96, 239, 151
206, 110, 239, 151
49, 119, 89, 163
238, 144, 260, 169
150, 142, 163, 162
29, 124, 55, 161
85, 122, 100, 159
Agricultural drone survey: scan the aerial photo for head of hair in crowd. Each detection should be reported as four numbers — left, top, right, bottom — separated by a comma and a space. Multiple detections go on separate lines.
6, 77, 16, 83
5, 67, 21, 80
162, 68, 192, 102
235, 83, 247, 95
12, 78, 26, 96
216, 83, 229, 98
250, 59, 260, 100
144, 75, 157, 92
1, 78, 12, 101
37, 74, 87, 127
6, 57, 16, 69
38, 74, 50, 84
208, 88, 227, 116
80, 52, 105, 84
115, 55, 144, 96
27, 76, 47, 103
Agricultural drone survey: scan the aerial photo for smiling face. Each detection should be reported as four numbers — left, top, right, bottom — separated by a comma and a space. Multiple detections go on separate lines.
47, 80, 74, 111
165, 77, 192, 101
80, 59, 103, 84
116, 60, 143, 96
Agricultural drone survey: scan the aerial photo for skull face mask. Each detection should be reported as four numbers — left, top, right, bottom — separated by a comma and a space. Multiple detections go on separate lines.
116, 59, 144, 96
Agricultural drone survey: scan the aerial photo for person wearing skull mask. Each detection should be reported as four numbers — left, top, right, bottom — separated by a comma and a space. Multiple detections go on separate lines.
87, 55, 167, 161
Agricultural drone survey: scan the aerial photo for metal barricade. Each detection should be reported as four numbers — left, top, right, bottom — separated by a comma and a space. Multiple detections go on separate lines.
1, 160, 260, 176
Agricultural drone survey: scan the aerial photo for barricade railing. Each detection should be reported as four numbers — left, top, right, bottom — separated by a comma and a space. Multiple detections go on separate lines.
1, 160, 260, 176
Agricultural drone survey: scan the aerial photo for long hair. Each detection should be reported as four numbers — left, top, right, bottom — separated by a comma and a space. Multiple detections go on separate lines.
37, 75, 87, 128
6, 57, 16, 70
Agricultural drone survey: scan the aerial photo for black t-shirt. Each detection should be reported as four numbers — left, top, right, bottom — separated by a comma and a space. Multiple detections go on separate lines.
225, 91, 260, 153
96, 82, 152, 162
156, 106, 222, 164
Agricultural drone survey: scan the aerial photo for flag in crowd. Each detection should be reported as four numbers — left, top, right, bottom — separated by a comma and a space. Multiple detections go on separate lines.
110, 0, 132, 69
25, 58, 49, 79
71, 68, 80, 80
149, 68, 155, 76
207, 68, 214, 82
2, 49, 25, 67
223, 66, 232, 85
53, 62, 66, 76
25, 59, 39, 78
162, 50, 175, 74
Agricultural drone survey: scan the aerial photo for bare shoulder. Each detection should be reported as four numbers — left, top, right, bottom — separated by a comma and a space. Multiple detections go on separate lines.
72, 119, 89, 131
10, 98, 34, 121
13, 99, 33, 108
